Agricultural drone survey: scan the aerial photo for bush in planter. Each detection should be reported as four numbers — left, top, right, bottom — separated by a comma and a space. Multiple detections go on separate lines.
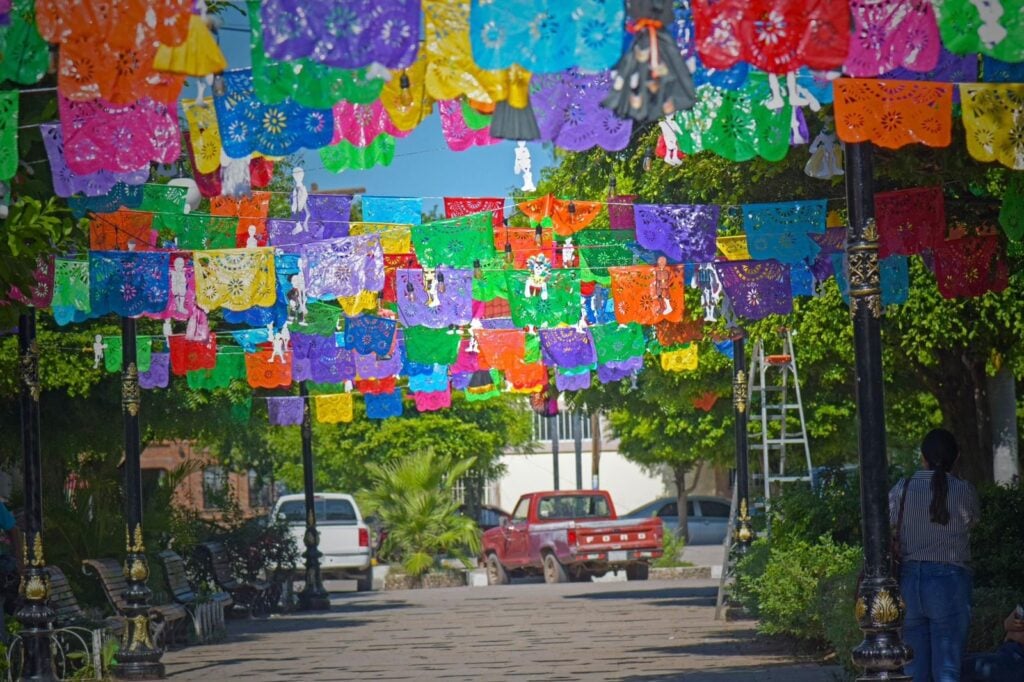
359, 451, 481, 578
752, 535, 861, 642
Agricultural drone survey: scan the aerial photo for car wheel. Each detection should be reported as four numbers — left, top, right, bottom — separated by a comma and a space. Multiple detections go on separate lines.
355, 569, 373, 592
543, 553, 568, 584
625, 563, 649, 581
486, 554, 510, 586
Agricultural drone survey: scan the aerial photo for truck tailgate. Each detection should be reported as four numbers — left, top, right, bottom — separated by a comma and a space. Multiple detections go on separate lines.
574, 520, 662, 551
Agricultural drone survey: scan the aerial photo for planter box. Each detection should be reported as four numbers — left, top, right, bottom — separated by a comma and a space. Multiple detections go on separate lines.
384, 570, 467, 591
649, 566, 712, 580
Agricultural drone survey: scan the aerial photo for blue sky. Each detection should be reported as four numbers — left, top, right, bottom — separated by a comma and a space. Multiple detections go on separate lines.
208, 20, 556, 211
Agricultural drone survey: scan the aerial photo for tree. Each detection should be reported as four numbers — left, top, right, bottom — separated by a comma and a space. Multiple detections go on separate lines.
577, 344, 733, 541
264, 394, 533, 505
537, 113, 1024, 486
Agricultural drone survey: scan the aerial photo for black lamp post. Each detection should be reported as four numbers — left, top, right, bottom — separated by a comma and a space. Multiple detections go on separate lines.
112, 316, 164, 680
844, 142, 912, 680
297, 382, 329, 611
731, 331, 754, 554
16, 310, 57, 682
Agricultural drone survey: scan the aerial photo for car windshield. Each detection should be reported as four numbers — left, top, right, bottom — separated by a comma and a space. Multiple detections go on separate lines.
536, 495, 610, 520
278, 498, 357, 525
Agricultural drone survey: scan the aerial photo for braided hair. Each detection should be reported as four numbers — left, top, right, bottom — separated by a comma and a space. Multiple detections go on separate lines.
921, 428, 959, 526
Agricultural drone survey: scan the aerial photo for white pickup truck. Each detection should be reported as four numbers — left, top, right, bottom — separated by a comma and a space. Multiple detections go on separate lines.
272, 493, 373, 591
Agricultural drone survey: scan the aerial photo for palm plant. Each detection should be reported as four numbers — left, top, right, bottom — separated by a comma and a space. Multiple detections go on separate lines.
359, 451, 481, 578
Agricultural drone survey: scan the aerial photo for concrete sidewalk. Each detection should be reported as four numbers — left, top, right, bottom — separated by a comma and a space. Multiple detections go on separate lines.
163, 579, 842, 681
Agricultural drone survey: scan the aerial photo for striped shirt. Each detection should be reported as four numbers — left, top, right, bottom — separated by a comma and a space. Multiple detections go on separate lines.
888, 470, 980, 567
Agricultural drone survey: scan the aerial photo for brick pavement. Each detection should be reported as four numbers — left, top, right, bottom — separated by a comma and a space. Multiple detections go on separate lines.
163, 579, 843, 681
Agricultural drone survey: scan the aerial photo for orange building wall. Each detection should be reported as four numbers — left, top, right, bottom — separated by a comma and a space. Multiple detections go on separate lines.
140, 441, 269, 520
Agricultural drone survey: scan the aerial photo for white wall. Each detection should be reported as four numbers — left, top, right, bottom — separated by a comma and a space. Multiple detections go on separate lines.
492, 452, 666, 516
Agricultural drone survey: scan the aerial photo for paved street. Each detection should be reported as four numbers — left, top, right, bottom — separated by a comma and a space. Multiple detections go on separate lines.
164, 579, 841, 681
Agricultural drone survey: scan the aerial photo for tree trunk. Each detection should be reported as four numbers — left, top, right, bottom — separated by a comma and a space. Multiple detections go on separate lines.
673, 464, 689, 543
987, 365, 1019, 485
919, 350, 994, 485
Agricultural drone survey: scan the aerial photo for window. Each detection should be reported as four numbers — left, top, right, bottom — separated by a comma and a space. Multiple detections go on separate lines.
536, 494, 610, 520
532, 411, 592, 441
657, 503, 678, 518
511, 497, 530, 521
700, 500, 731, 519
277, 498, 357, 526
323, 498, 357, 524
202, 467, 227, 510
247, 470, 272, 510
686, 501, 695, 517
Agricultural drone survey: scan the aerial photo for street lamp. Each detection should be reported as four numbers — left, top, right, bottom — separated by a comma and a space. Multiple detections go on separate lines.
844, 142, 911, 680
731, 330, 754, 554
297, 382, 329, 611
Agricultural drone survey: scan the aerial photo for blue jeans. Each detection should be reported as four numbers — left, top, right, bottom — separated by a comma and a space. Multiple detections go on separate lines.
901, 560, 973, 682
963, 641, 1024, 682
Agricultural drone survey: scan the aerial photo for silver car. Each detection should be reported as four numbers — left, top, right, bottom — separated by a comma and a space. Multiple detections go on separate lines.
622, 496, 732, 545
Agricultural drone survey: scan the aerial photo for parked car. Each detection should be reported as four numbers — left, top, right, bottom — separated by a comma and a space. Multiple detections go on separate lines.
481, 490, 663, 585
271, 493, 373, 591
622, 496, 732, 545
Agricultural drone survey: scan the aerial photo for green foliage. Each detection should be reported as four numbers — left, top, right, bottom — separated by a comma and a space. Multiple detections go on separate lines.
43, 457, 197, 610
769, 473, 864, 548
358, 450, 482, 577
0, 197, 84, 328
267, 394, 531, 495
971, 484, 1024, 592
750, 535, 862, 641
171, 493, 300, 590
968, 587, 1024, 653
651, 530, 689, 568
539, 114, 1024, 486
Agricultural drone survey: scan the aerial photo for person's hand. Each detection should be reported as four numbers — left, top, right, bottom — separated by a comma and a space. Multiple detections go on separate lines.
1004, 610, 1024, 634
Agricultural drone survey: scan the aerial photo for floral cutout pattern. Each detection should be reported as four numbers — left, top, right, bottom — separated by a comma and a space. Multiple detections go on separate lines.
530, 69, 632, 152
960, 84, 1024, 171
301, 234, 385, 300
88, 251, 170, 318
875, 187, 947, 257
931, 0, 1024, 62
469, 0, 625, 74
691, 0, 849, 74
609, 265, 686, 325
193, 248, 277, 312
833, 79, 954, 150
214, 69, 334, 158
260, 0, 420, 69
634, 204, 720, 264
845, 0, 942, 76
715, 260, 793, 320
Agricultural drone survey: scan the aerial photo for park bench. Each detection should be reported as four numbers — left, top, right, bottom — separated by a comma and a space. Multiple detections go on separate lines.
194, 542, 271, 617
81, 558, 188, 647
157, 550, 231, 642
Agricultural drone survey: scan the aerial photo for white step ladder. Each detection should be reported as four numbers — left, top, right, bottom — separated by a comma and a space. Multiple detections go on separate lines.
749, 329, 813, 503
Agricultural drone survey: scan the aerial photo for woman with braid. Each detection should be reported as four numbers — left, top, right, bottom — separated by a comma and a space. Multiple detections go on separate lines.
890, 428, 981, 681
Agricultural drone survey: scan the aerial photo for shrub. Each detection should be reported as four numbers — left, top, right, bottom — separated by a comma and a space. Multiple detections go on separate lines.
359, 451, 481, 577
971, 484, 1024, 592
817, 560, 862, 676
769, 471, 863, 550
752, 535, 861, 642
968, 587, 1023, 653
652, 530, 688, 568
733, 537, 770, 617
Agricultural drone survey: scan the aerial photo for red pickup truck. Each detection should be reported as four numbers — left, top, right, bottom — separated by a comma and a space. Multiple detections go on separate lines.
481, 490, 663, 585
